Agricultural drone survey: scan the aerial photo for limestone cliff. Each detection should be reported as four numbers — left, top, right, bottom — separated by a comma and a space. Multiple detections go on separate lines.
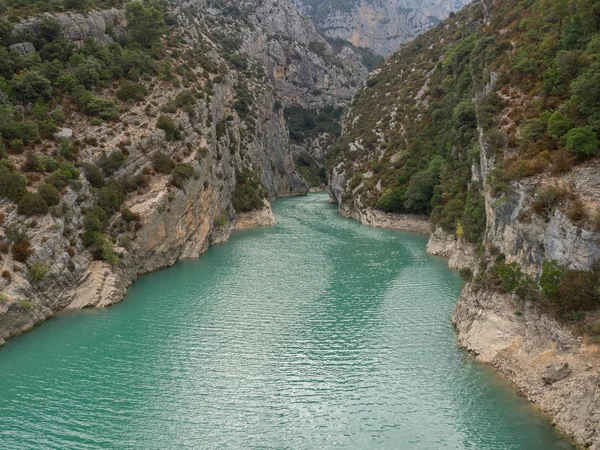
294, 0, 470, 56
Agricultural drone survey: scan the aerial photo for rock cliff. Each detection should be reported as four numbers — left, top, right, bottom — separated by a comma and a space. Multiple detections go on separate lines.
1, 0, 365, 344
294, 0, 470, 56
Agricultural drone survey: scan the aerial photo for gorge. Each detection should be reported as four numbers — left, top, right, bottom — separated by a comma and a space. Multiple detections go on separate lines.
0, 0, 599, 448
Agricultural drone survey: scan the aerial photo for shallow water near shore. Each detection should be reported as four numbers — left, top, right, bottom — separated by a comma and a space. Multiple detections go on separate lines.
0, 193, 572, 449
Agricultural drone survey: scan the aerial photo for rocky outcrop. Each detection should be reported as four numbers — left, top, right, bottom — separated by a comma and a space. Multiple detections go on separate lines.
294, 0, 470, 56
453, 284, 600, 449
8, 8, 125, 48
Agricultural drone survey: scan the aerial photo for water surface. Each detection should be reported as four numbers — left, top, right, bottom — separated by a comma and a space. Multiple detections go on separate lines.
0, 193, 571, 449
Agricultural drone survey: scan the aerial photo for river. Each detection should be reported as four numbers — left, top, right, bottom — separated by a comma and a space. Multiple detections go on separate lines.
0, 193, 572, 449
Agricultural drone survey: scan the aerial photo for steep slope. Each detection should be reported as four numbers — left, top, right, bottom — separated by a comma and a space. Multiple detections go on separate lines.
294, 0, 470, 56
0, 0, 369, 344
331, 0, 600, 445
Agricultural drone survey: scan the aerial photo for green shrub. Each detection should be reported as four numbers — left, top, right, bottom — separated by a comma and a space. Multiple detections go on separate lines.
116, 81, 148, 102
27, 260, 49, 282
546, 112, 573, 139
17, 193, 49, 216
565, 126, 599, 155
125, 1, 166, 48
84, 164, 105, 188
493, 261, 528, 294
37, 183, 60, 206
18, 299, 32, 310
214, 212, 227, 227
121, 207, 141, 223
0, 167, 27, 202
232, 169, 266, 213
156, 115, 181, 140
459, 267, 473, 282
540, 259, 566, 299
531, 186, 565, 217
11, 71, 52, 103
170, 163, 198, 189
152, 151, 174, 174
9, 139, 24, 154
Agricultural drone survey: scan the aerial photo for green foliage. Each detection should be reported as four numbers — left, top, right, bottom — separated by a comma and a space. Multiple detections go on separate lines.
0, 166, 27, 202
284, 105, 343, 143
170, 163, 198, 190
546, 111, 573, 139
37, 183, 60, 206
232, 169, 266, 213
27, 260, 49, 282
492, 261, 532, 295
156, 115, 181, 140
116, 81, 148, 102
295, 153, 326, 187
11, 71, 52, 102
17, 192, 49, 216
84, 164, 105, 188
565, 126, 599, 155
540, 259, 566, 299
152, 151, 174, 174
459, 267, 473, 282
125, 1, 166, 48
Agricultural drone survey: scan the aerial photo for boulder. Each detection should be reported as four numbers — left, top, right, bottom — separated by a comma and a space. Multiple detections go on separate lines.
542, 362, 572, 385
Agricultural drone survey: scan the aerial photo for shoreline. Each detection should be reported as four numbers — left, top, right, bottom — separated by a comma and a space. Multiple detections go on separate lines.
0, 200, 279, 348
335, 201, 598, 450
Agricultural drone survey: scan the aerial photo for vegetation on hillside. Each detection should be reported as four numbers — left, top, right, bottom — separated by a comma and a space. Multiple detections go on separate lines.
335, 0, 600, 244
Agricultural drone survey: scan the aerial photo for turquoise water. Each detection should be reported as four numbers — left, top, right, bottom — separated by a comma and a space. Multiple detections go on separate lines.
0, 193, 571, 449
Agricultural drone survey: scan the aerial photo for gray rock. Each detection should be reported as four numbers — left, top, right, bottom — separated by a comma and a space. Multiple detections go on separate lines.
9, 42, 36, 54
542, 362, 572, 385
54, 128, 73, 141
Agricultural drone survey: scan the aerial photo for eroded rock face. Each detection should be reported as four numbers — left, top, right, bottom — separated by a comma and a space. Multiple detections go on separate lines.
452, 284, 600, 449
294, 0, 470, 56
8, 9, 126, 48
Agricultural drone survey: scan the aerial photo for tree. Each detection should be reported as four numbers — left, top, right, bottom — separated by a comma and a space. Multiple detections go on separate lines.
11, 71, 52, 103
540, 259, 566, 299
17, 193, 49, 216
125, 1, 166, 48
0, 167, 26, 202
404, 170, 438, 213
565, 126, 600, 155
37, 183, 60, 206
571, 61, 600, 121
546, 111, 573, 139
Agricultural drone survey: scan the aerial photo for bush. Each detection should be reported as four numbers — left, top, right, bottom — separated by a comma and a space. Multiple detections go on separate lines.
37, 183, 60, 206
125, 1, 166, 48
116, 81, 148, 102
459, 267, 473, 282
493, 261, 529, 294
152, 151, 174, 174
12, 239, 32, 263
170, 163, 198, 189
232, 169, 266, 213
84, 164, 105, 188
565, 126, 599, 155
27, 260, 49, 282
0, 167, 27, 202
531, 186, 565, 217
156, 115, 181, 140
17, 193, 49, 216
540, 260, 566, 299
11, 71, 52, 103
121, 207, 141, 223
546, 112, 573, 139
9, 138, 25, 154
